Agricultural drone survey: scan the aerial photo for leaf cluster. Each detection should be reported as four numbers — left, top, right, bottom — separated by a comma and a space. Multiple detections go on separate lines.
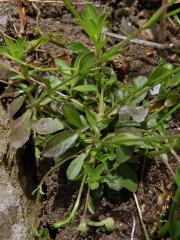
0, 1, 179, 233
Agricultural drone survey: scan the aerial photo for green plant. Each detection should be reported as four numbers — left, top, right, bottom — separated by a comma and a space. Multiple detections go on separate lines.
159, 165, 180, 240
0, 0, 180, 236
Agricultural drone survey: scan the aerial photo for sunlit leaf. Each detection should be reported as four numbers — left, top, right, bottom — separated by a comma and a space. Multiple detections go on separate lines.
105, 164, 138, 192
133, 76, 148, 88
32, 118, 64, 134
73, 84, 97, 93
66, 41, 90, 55
67, 152, 87, 180
105, 172, 123, 191
104, 132, 142, 146
118, 105, 131, 120
83, 4, 99, 25
131, 106, 149, 123
150, 84, 161, 95
100, 45, 122, 63
55, 58, 71, 80
43, 132, 78, 158
79, 53, 96, 74
4, 36, 16, 57
116, 146, 132, 164
26, 35, 50, 53
87, 195, 95, 214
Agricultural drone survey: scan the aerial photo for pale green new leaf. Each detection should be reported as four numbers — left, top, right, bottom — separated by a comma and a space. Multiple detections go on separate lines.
67, 152, 87, 180
73, 84, 97, 93
66, 41, 90, 55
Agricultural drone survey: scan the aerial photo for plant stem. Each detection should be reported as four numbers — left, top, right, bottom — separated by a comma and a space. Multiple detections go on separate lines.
98, 89, 104, 120
159, 0, 168, 42
170, 147, 180, 163
62, 0, 81, 20
133, 193, 150, 240
54, 173, 87, 228
154, 103, 180, 131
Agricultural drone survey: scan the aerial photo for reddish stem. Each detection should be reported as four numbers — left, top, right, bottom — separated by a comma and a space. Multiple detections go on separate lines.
159, 0, 168, 42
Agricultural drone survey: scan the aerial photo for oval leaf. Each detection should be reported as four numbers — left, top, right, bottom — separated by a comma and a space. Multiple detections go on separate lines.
67, 152, 87, 180
10, 110, 32, 149
43, 132, 78, 158
66, 42, 90, 56
8, 96, 25, 117
63, 104, 82, 128
104, 132, 142, 146
32, 118, 64, 134
131, 107, 149, 123
79, 53, 96, 74
73, 84, 97, 93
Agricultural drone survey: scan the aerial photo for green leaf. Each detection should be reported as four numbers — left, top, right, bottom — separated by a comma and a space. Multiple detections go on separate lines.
26, 35, 50, 53
32, 118, 64, 134
158, 222, 169, 238
170, 220, 180, 239
176, 165, 180, 187
131, 106, 149, 123
4, 36, 26, 60
15, 37, 26, 60
98, 12, 108, 34
73, 84, 97, 93
85, 108, 96, 126
67, 152, 87, 180
148, 62, 173, 82
100, 45, 122, 63
43, 132, 78, 158
116, 146, 131, 164
55, 58, 71, 80
8, 96, 25, 117
66, 41, 90, 55
10, 110, 32, 149
79, 18, 97, 42
0, 46, 9, 55
105, 172, 123, 191
105, 165, 138, 192
4, 36, 16, 57
89, 181, 99, 190
118, 165, 138, 192
41, 228, 50, 238
87, 195, 95, 214
63, 104, 83, 128
83, 4, 99, 25
133, 76, 148, 88
79, 53, 96, 74
94, 165, 105, 178
104, 132, 142, 146
170, 71, 180, 87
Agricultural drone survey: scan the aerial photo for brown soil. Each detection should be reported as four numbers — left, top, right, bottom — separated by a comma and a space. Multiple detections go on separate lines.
0, 0, 179, 240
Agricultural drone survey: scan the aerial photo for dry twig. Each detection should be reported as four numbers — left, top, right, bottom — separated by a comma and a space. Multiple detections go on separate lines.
133, 193, 150, 240
0, 0, 102, 7
18, 0, 26, 36
159, 0, 168, 42
105, 31, 173, 49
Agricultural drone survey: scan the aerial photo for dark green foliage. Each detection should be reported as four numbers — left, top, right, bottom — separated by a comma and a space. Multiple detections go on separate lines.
0, 0, 179, 235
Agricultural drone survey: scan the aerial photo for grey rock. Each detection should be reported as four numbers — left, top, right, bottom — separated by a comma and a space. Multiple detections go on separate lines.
0, 104, 33, 240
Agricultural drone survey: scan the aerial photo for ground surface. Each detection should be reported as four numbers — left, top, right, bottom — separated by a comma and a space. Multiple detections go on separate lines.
0, 0, 179, 240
